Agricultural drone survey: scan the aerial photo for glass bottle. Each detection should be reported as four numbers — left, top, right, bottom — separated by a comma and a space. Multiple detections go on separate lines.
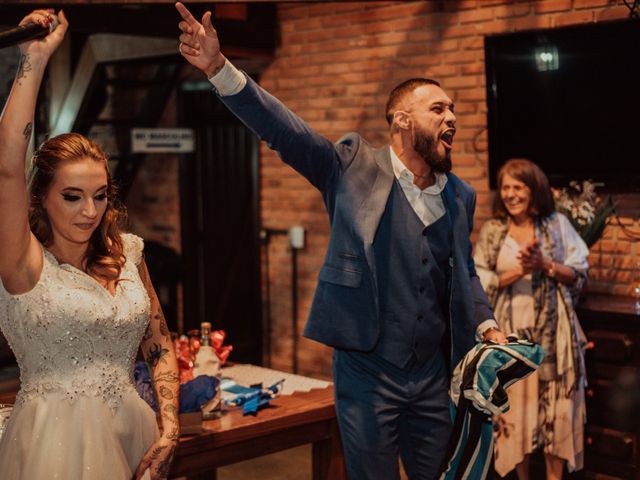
192, 322, 220, 377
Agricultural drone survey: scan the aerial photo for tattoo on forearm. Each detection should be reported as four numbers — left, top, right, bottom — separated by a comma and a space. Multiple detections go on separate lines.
159, 385, 174, 400
150, 445, 167, 461
16, 54, 32, 85
147, 343, 169, 367
155, 312, 170, 337
156, 448, 175, 477
164, 426, 179, 441
23, 122, 32, 142
155, 371, 179, 383
164, 403, 178, 416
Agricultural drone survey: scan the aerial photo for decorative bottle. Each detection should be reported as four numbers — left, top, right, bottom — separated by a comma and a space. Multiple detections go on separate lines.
192, 322, 220, 377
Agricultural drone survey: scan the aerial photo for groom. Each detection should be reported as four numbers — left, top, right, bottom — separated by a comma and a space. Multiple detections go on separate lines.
175, 3, 506, 478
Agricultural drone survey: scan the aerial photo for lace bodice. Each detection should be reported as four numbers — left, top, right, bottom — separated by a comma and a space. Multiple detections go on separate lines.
0, 234, 150, 412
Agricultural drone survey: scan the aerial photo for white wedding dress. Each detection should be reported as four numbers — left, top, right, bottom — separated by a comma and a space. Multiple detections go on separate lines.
0, 233, 159, 479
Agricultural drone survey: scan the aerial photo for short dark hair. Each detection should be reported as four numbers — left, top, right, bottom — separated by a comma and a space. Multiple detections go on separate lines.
493, 158, 555, 220
385, 78, 440, 125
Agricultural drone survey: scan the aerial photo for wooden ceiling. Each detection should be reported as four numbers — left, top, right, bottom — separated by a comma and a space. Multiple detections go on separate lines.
0, 3, 278, 48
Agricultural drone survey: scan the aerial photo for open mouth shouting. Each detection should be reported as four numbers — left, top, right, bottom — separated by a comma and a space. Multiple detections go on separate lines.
440, 129, 455, 149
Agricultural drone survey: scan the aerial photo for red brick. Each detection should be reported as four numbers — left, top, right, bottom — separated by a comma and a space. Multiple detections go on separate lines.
452, 101, 480, 114
454, 165, 487, 179
454, 153, 480, 166
385, 16, 431, 32
457, 88, 486, 102
364, 22, 393, 34
357, 2, 437, 23
444, 76, 478, 88
574, 0, 614, 8
512, 15, 553, 31
430, 39, 461, 53
443, 0, 479, 11
459, 7, 495, 24
534, 0, 573, 14
443, 24, 479, 38
480, 0, 519, 5
553, 10, 595, 27
306, 2, 366, 17
596, 6, 631, 21
445, 50, 481, 64
475, 19, 514, 35
287, 17, 323, 31
460, 36, 484, 50
494, 3, 532, 18
277, 5, 308, 21
425, 64, 459, 78
597, 240, 632, 255
460, 63, 485, 75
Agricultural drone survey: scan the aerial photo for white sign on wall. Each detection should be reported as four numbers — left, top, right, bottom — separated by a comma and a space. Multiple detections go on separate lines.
131, 128, 195, 153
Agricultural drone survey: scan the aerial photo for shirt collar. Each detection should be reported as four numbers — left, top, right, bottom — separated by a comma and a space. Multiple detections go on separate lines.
389, 145, 448, 195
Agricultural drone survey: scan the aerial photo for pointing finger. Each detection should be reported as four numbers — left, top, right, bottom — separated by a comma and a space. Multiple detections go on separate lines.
175, 2, 199, 27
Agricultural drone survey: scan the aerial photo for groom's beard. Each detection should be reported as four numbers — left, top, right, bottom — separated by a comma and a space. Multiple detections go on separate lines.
413, 125, 452, 174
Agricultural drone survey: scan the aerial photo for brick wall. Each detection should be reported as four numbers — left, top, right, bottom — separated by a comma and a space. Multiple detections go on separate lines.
257, 0, 640, 377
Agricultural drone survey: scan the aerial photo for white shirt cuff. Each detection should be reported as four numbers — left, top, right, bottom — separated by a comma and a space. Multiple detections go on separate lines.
207, 60, 247, 96
476, 319, 499, 341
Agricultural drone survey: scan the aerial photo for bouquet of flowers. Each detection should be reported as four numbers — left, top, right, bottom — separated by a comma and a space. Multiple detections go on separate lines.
553, 180, 616, 248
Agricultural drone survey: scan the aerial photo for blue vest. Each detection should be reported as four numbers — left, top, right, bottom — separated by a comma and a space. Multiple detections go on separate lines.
372, 180, 452, 368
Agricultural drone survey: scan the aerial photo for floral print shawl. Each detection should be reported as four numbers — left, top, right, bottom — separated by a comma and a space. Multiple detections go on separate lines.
474, 212, 589, 396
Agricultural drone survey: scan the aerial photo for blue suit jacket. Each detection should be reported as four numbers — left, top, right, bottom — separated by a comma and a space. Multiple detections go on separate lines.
220, 75, 494, 369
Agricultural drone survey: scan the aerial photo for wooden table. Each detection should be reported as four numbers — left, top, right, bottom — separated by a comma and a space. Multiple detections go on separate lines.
171, 385, 346, 480
0, 386, 346, 480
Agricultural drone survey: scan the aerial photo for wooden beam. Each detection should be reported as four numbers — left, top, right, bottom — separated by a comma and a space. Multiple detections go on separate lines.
0, 4, 277, 52
0, 1, 295, 3
52, 34, 177, 135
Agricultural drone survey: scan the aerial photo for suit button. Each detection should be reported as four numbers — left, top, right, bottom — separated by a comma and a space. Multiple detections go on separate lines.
419, 287, 425, 294
422, 228, 428, 236
422, 258, 428, 265
417, 315, 424, 322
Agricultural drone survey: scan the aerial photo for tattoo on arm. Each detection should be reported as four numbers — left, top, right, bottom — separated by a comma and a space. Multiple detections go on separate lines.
147, 343, 169, 368
154, 312, 170, 337
156, 448, 175, 477
155, 371, 179, 383
164, 403, 178, 416
23, 122, 32, 142
163, 427, 179, 442
159, 385, 174, 400
16, 54, 32, 85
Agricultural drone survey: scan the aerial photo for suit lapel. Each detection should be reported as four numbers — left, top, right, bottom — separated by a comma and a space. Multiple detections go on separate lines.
355, 146, 395, 246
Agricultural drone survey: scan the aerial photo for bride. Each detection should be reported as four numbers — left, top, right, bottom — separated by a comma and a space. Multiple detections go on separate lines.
0, 9, 179, 479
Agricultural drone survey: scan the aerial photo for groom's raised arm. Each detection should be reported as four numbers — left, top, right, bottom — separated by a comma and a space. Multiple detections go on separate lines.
175, 2, 355, 192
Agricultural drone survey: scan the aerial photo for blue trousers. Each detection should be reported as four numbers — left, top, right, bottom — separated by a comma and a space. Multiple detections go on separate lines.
333, 349, 452, 480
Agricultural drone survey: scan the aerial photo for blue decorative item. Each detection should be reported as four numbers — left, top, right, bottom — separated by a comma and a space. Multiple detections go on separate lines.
134, 361, 220, 414
180, 375, 220, 413
133, 361, 158, 413
223, 379, 284, 416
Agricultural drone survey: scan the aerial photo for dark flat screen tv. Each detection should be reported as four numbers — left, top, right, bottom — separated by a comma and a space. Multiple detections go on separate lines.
485, 19, 640, 191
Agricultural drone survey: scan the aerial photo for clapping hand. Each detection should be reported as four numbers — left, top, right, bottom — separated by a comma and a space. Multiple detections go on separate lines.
518, 238, 547, 273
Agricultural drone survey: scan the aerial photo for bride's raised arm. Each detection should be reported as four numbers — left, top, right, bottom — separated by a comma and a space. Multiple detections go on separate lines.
0, 9, 67, 293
